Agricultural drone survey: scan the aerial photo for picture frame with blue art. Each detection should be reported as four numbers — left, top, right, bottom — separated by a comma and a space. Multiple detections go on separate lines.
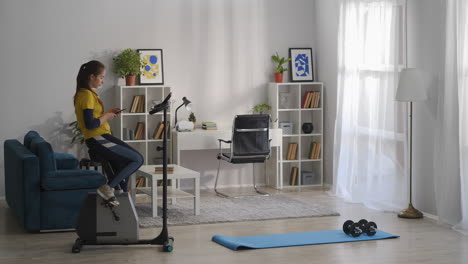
289, 48, 314, 82
138, 49, 164, 85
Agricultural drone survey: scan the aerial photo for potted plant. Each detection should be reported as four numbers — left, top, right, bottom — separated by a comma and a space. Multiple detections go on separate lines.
113, 48, 143, 86
252, 103, 271, 114
271, 52, 291, 83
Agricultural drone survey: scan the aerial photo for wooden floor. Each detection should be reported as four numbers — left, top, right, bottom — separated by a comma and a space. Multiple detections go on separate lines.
1, 188, 468, 264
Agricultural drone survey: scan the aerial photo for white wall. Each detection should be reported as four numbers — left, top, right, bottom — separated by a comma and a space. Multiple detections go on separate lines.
407, 0, 444, 215
314, 0, 444, 215
0, 0, 316, 196
314, 0, 340, 186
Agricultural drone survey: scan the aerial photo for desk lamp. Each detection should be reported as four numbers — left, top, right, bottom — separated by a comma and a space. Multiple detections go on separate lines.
174, 97, 192, 127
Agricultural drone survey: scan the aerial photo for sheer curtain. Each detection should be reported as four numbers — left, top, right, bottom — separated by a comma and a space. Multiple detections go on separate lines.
333, 0, 407, 211
435, 0, 468, 234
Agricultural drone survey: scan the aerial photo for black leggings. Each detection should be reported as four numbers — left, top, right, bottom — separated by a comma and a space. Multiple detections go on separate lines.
85, 134, 144, 192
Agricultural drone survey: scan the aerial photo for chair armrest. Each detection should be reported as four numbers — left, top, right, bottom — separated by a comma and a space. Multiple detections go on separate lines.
54, 152, 79, 169
218, 139, 232, 144
217, 139, 232, 156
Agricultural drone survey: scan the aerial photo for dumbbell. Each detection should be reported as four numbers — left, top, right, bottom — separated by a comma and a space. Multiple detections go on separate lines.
342, 220, 363, 237
357, 219, 378, 236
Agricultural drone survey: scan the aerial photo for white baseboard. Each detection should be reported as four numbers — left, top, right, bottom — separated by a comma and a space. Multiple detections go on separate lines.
421, 211, 439, 221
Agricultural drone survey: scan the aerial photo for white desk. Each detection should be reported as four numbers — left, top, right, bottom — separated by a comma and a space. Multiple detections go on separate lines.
172, 128, 283, 188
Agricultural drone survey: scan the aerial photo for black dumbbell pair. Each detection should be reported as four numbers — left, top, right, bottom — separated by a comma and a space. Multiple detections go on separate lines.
343, 219, 378, 237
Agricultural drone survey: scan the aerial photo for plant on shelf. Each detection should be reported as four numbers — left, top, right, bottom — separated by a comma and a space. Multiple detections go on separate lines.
188, 112, 196, 124
271, 52, 291, 83
113, 48, 143, 86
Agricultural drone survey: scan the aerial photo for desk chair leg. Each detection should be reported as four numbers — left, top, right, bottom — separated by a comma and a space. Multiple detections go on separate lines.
253, 163, 269, 196
214, 159, 229, 198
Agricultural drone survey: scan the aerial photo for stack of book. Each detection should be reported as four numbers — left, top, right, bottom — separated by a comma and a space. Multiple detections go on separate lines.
301, 91, 321, 108
309, 142, 321, 160
134, 122, 145, 140
202, 122, 217, 130
286, 143, 298, 160
154, 166, 174, 174
152, 121, 170, 140
130, 95, 146, 113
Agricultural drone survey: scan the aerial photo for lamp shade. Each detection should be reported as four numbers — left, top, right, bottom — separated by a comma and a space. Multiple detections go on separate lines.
395, 68, 428, 102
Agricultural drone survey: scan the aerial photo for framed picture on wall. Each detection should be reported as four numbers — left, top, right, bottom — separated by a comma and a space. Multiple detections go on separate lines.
138, 49, 164, 85
289, 48, 314, 82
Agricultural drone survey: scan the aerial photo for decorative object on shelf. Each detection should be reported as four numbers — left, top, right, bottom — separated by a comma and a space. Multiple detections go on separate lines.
113, 48, 143, 86
271, 52, 291, 83
279, 121, 293, 135
175, 96, 192, 129
279, 92, 291, 109
395, 68, 428, 219
188, 112, 196, 124
289, 48, 314, 82
302, 122, 314, 134
138, 49, 164, 85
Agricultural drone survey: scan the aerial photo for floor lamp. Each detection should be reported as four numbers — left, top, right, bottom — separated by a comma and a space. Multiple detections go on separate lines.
395, 68, 427, 219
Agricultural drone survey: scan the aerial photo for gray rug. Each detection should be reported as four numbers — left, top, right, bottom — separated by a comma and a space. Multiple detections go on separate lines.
136, 195, 339, 228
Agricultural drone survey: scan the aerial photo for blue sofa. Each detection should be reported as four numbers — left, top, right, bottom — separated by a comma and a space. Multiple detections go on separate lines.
4, 131, 106, 232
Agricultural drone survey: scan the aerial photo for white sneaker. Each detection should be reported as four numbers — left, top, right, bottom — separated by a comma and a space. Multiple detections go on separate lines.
97, 184, 120, 206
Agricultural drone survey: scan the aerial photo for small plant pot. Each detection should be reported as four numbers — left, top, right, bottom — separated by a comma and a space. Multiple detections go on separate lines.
125, 75, 136, 86
274, 73, 283, 83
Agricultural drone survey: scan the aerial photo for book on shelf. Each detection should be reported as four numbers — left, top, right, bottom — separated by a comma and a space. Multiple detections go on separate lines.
153, 121, 170, 139
134, 122, 145, 140
286, 143, 298, 160
309, 142, 321, 159
290, 167, 298, 185
302, 91, 321, 108
130, 95, 145, 113
155, 166, 174, 174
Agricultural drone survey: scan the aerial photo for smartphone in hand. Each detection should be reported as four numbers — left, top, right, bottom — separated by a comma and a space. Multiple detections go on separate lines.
115, 108, 126, 114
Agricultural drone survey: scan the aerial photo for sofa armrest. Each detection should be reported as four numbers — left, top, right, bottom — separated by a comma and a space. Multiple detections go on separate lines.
42, 170, 106, 191
4, 139, 41, 232
54, 152, 79, 170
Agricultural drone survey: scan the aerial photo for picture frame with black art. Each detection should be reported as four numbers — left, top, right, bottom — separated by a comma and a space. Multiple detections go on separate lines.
289, 48, 314, 82
138, 49, 164, 85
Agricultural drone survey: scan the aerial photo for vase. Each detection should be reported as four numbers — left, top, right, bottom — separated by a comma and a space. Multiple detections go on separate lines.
302, 122, 313, 134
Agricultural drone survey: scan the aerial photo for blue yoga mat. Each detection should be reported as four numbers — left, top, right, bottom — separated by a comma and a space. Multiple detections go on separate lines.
212, 230, 399, 251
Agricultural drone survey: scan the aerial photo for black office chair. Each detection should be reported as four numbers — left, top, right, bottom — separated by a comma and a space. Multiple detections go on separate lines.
214, 114, 271, 198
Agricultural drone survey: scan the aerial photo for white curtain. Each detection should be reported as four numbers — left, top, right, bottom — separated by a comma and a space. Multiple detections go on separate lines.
434, 0, 468, 234
333, 0, 407, 211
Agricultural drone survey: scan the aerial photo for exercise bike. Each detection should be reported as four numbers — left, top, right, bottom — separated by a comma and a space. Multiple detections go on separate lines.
72, 93, 174, 253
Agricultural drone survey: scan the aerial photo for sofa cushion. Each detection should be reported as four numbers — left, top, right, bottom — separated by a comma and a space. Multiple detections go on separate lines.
54, 152, 79, 169
24, 130, 40, 150
30, 137, 57, 176
41, 169, 106, 191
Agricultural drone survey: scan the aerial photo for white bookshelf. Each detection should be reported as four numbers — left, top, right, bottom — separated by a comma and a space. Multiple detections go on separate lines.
115, 85, 172, 165
268, 82, 324, 188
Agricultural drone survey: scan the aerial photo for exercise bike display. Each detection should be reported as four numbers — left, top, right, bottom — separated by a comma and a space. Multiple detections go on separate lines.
72, 93, 174, 253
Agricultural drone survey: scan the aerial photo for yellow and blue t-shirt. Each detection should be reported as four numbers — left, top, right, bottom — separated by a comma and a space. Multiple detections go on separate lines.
74, 88, 111, 139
